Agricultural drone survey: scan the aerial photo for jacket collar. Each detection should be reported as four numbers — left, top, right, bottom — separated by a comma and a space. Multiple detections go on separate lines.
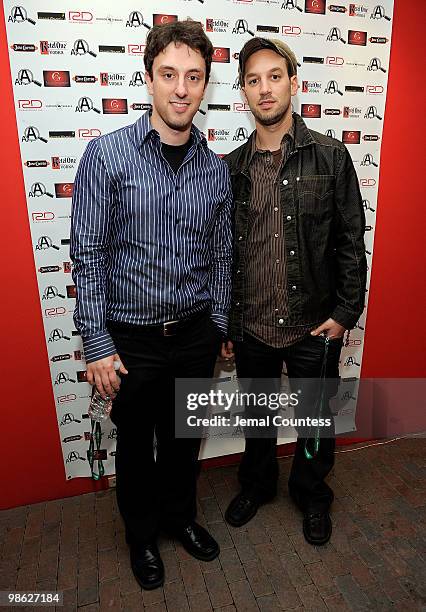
229, 112, 314, 176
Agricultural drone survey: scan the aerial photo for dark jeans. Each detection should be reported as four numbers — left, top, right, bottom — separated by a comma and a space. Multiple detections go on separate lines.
108, 312, 221, 546
234, 332, 343, 512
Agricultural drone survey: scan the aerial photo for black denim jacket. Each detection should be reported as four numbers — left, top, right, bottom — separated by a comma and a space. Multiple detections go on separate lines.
224, 112, 367, 341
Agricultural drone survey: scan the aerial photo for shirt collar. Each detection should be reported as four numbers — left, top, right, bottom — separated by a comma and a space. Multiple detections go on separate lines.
132, 109, 207, 150
248, 118, 294, 167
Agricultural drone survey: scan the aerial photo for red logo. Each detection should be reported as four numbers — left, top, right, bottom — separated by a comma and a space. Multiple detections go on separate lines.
52, 156, 60, 169
68, 11, 93, 22
233, 102, 251, 112
78, 128, 101, 139
305, 0, 326, 15
57, 394, 77, 403
128, 44, 145, 56
342, 130, 361, 144
55, 183, 74, 198
348, 30, 367, 46
102, 98, 128, 114
366, 85, 384, 94
153, 14, 178, 25
213, 47, 230, 63
43, 70, 71, 87
18, 99, 42, 109
282, 25, 302, 36
45, 307, 67, 317
301, 104, 321, 118
66, 285, 77, 298
360, 178, 376, 187
326, 56, 344, 66
100, 72, 109, 86
32, 211, 55, 221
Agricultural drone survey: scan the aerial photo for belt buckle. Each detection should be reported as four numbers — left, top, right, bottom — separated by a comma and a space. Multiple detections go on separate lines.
163, 319, 178, 337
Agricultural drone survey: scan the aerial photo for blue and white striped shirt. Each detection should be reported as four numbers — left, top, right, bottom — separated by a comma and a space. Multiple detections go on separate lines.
70, 111, 233, 363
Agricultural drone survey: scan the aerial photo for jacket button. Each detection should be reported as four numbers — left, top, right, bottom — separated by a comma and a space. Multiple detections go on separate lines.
282, 179, 289, 186
278, 318, 284, 324
286, 215, 292, 221
289, 250, 295, 256
291, 285, 297, 291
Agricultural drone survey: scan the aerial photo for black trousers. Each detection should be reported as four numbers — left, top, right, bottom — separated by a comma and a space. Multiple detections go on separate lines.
234, 332, 343, 512
109, 312, 221, 546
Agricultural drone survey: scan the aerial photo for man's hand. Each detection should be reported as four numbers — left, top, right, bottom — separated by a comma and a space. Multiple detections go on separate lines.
87, 353, 128, 399
221, 340, 234, 360
311, 318, 346, 339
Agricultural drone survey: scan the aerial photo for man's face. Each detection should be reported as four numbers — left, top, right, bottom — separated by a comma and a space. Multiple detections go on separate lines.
145, 42, 206, 132
242, 49, 298, 126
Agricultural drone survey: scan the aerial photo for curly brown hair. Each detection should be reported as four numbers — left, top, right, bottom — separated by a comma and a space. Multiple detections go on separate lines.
144, 21, 214, 84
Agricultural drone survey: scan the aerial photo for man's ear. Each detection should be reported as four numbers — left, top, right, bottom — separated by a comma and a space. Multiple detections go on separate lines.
145, 71, 154, 96
290, 75, 298, 97
241, 86, 248, 103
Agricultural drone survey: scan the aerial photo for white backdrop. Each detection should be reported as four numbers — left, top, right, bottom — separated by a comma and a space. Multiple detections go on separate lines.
4, 0, 394, 479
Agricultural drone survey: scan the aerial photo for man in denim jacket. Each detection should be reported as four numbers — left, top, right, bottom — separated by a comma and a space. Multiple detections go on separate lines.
222, 38, 367, 545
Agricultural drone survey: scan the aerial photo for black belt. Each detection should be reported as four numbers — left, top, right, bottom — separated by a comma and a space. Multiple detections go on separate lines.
107, 309, 208, 338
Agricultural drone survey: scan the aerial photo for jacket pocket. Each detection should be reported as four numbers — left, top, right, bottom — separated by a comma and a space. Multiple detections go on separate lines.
296, 175, 335, 216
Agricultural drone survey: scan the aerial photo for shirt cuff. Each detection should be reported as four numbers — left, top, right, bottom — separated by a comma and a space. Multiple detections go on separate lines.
82, 330, 117, 364
211, 312, 228, 336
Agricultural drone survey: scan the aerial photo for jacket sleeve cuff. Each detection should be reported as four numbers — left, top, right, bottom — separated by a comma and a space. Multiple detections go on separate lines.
82, 330, 117, 364
211, 312, 228, 336
331, 306, 362, 330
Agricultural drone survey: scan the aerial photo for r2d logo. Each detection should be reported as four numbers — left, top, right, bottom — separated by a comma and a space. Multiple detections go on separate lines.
233, 127, 249, 142
232, 20, 254, 35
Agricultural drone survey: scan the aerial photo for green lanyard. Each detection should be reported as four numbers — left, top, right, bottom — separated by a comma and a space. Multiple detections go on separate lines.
304, 336, 330, 460
87, 419, 105, 480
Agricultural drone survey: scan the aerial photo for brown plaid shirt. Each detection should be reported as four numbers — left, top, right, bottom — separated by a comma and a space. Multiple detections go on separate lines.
243, 122, 319, 348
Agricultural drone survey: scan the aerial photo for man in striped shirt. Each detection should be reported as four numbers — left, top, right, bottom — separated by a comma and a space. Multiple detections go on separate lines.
71, 21, 232, 589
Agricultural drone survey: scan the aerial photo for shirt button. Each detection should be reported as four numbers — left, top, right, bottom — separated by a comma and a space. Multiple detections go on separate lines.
236, 269, 241, 274
235, 301, 240, 306
286, 215, 292, 221
289, 250, 295, 256
275, 259, 280, 263
238, 235, 243, 241
292, 285, 297, 291
278, 318, 284, 324
274, 233, 279, 238
275, 308, 279, 313
282, 179, 288, 186
274, 207, 278, 212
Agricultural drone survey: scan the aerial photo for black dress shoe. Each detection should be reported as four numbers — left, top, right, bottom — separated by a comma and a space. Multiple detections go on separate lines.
225, 493, 260, 527
174, 522, 219, 562
303, 511, 332, 546
129, 543, 164, 590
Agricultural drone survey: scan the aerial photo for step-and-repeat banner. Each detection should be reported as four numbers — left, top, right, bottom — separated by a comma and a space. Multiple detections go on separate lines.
4, 0, 394, 479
